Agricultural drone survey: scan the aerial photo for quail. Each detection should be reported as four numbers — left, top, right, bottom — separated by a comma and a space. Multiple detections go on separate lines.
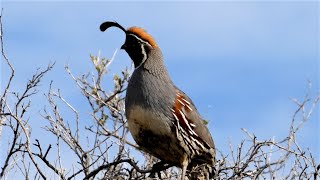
100, 21, 216, 180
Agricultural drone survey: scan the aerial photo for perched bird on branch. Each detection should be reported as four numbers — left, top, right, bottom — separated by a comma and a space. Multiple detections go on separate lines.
100, 21, 216, 180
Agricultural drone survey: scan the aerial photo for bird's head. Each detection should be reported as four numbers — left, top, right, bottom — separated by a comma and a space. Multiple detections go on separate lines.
100, 21, 158, 68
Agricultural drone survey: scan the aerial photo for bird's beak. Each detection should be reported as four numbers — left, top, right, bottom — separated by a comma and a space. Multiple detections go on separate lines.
121, 44, 126, 50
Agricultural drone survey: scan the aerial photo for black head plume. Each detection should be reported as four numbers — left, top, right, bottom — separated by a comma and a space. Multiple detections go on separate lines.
100, 21, 127, 33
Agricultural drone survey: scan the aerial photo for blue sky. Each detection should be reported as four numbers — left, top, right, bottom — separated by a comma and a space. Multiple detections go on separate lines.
1, 1, 319, 177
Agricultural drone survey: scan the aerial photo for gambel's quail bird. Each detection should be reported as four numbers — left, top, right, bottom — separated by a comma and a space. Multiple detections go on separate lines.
100, 21, 216, 180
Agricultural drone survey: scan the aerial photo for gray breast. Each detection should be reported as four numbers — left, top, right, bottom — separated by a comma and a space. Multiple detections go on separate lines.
125, 67, 175, 119
125, 66, 177, 140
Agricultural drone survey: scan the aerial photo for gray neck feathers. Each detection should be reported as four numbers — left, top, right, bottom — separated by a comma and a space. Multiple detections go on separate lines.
126, 47, 175, 113
142, 48, 171, 82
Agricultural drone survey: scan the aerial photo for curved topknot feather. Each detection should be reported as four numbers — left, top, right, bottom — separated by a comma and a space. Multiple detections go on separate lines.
127, 27, 158, 48
100, 21, 126, 33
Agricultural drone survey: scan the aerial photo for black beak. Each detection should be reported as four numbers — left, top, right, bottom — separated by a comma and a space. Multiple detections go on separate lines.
121, 44, 126, 50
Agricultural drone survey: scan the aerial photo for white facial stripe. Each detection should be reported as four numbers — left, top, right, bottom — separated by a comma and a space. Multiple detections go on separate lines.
126, 33, 150, 70
134, 44, 147, 70
128, 33, 152, 47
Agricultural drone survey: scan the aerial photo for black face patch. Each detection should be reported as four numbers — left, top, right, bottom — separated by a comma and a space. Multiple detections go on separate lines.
123, 34, 148, 68
126, 35, 141, 46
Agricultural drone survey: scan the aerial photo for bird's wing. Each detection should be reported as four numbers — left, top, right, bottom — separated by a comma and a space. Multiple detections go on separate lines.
171, 87, 215, 150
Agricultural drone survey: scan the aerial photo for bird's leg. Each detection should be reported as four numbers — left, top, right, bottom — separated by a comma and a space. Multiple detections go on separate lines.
181, 165, 187, 180
181, 156, 189, 180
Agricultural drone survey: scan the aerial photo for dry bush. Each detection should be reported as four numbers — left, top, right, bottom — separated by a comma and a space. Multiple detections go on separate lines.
1, 14, 319, 180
